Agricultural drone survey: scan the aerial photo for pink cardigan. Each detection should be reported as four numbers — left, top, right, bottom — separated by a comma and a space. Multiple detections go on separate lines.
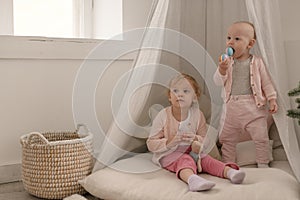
146, 106, 207, 166
213, 55, 277, 107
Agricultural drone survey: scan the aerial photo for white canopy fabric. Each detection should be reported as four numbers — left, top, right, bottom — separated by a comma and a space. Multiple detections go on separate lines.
91, 0, 300, 182
92, 0, 170, 171
245, 0, 300, 182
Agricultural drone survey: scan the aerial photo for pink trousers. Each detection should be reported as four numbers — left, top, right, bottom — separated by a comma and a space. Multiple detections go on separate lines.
219, 95, 270, 164
161, 146, 239, 178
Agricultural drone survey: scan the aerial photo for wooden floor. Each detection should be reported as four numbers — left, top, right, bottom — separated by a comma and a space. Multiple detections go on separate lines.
0, 181, 100, 200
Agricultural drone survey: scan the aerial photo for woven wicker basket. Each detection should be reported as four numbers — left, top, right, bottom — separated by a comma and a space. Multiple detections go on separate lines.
20, 124, 94, 199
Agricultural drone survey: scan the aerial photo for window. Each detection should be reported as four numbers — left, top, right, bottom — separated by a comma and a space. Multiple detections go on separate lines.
0, 0, 123, 39
13, 0, 73, 38
92, 0, 123, 39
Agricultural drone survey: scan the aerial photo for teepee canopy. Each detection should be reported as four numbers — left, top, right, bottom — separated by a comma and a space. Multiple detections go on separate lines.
74, 0, 300, 182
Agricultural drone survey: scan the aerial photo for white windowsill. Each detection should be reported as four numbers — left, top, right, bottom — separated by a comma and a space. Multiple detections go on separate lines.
0, 35, 135, 60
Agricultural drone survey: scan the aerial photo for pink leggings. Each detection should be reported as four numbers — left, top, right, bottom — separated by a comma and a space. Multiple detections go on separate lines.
219, 95, 269, 164
161, 150, 239, 178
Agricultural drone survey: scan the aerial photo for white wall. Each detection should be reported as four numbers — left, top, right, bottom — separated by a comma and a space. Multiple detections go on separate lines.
279, 0, 300, 90
279, 0, 300, 136
279, 0, 300, 41
0, 36, 135, 183
123, 0, 153, 31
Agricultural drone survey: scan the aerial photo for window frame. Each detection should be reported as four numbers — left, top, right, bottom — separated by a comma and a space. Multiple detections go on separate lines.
0, 0, 123, 41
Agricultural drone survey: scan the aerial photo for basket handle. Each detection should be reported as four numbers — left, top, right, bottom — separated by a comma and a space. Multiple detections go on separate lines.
76, 124, 90, 135
26, 132, 50, 145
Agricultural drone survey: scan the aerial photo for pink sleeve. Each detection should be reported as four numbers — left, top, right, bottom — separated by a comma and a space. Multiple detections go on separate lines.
146, 110, 169, 153
213, 68, 228, 86
195, 110, 207, 141
258, 58, 277, 100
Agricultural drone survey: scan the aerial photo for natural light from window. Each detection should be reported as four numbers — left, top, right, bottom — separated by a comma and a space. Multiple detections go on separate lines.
12, 0, 123, 40
13, 0, 74, 38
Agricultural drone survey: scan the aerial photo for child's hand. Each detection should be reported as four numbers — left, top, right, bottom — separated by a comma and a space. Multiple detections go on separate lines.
218, 57, 232, 75
191, 140, 202, 154
181, 133, 196, 144
269, 99, 278, 114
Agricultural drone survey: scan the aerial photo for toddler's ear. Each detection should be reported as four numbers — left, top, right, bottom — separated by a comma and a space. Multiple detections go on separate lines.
248, 38, 256, 49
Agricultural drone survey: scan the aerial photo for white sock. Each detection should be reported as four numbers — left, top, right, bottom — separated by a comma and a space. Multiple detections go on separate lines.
187, 174, 215, 191
227, 169, 246, 184
257, 163, 269, 168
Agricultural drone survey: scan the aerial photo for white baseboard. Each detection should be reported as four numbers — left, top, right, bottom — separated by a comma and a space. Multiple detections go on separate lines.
0, 164, 22, 184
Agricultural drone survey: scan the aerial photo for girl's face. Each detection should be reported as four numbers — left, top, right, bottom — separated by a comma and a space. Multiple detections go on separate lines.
226, 23, 255, 61
169, 79, 197, 109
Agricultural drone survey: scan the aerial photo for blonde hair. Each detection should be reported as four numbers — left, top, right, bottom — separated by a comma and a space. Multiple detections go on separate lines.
168, 73, 201, 99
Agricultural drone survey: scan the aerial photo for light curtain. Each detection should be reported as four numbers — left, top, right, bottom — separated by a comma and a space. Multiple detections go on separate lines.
245, 0, 300, 182
93, 0, 170, 171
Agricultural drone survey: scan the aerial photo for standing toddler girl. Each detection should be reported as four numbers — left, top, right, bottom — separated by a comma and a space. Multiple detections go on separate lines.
213, 21, 278, 167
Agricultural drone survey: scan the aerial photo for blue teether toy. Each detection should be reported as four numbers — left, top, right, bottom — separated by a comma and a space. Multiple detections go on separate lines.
225, 47, 234, 56
219, 47, 234, 62
219, 54, 229, 62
